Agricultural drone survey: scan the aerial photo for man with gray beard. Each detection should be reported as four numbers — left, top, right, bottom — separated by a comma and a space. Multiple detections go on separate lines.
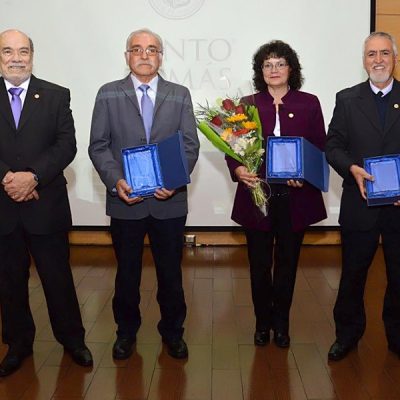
326, 31, 400, 361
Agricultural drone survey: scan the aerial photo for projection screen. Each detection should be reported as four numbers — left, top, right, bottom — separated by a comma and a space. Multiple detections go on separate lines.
2, 0, 372, 227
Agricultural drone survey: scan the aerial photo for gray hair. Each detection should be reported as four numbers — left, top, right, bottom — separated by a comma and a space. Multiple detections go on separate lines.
125, 28, 163, 52
0, 29, 34, 53
28, 37, 34, 53
363, 31, 398, 57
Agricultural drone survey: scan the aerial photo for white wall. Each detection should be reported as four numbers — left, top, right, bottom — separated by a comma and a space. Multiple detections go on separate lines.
2, 0, 371, 226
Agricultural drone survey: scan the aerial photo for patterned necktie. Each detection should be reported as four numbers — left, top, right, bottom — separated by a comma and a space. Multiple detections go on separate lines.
8, 87, 24, 128
139, 84, 154, 143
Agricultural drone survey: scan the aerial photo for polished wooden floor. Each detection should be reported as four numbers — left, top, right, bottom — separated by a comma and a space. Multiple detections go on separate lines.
0, 244, 399, 399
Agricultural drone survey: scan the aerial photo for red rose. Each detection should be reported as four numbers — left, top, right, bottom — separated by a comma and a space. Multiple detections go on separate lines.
233, 128, 248, 136
222, 99, 235, 111
210, 115, 223, 126
234, 104, 245, 114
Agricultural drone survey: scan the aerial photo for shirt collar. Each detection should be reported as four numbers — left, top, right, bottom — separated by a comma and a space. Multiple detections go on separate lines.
4, 77, 31, 92
130, 74, 158, 93
369, 78, 394, 97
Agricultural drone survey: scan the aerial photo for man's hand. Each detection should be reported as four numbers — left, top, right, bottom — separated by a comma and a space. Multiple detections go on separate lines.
3, 171, 38, 202
234, 166, 258, 188
154, 188, 175, 200
350, 164, 374, 200
116, 179, 143, 204
1, 171, 15, 185
23, 190, 40, 202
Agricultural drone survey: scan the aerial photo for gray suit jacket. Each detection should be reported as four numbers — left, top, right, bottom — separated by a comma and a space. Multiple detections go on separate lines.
89, 75, 199, 220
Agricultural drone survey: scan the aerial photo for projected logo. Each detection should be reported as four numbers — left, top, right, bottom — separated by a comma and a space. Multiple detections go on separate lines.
163, 38, 233, 91
149, 0, 204, 19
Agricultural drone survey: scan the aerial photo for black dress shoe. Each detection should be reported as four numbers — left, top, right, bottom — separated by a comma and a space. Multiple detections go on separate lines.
0, 348, 33, 377
328, 341, 356, 361
163, 338, 188, 359
273, 331, 290, 348
65, 345, 93, 367
254, 330, 269, 346
112, 337, 136, 360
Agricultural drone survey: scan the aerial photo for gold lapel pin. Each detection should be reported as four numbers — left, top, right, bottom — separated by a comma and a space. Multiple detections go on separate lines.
34, 94, 40, 99
394, 103, 399, 109
288, 113, 294, 118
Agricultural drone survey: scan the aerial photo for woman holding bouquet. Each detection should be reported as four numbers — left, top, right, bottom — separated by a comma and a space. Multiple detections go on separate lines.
225, 40, 327, 348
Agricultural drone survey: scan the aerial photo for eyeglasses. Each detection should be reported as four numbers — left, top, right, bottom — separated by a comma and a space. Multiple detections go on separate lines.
126, 46, 163, 56
262, 61, 288, 71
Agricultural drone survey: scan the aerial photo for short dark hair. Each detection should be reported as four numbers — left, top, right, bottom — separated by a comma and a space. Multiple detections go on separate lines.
252, 40, 304, 92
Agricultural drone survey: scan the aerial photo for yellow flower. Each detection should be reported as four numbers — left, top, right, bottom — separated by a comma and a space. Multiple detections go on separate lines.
220, 128, 232, 141
226, 113, 247, 123
242, 121, 257, 130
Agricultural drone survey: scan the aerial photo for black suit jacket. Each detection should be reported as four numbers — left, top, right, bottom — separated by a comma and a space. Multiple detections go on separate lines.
326, 79, 400, 230
0, 75, 76, 235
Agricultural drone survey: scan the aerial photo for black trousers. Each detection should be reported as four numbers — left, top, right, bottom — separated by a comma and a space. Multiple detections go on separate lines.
110, 215, 186, 342
244, 195, 304, 333
0, 225, 85, 350
334, 225, 400, 348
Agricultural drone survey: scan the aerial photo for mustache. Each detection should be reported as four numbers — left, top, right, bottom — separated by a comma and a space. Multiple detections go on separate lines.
134, 61, 156, 67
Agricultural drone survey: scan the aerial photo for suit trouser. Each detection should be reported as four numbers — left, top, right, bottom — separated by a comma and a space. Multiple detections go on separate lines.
0, 225, 85, 350
334, 226, 400, 348
244, 194, 305, 333
110, 215, 187, 342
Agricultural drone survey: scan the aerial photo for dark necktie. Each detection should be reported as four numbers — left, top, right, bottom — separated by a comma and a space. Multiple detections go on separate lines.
374, 90, 388, 128
139, 84, 154, 143
8, 87, 24, 128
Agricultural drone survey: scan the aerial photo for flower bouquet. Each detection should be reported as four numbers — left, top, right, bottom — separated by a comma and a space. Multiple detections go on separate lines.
196, 98, 269, 214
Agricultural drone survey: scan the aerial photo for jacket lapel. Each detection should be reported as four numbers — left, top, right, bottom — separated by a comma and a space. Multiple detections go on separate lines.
0, 77, 16, 130
17, 75, 41, 132
384, 79, 400, 134
356, 81, 381, 133
120, 75, 140, 112
154, 76, 169, 116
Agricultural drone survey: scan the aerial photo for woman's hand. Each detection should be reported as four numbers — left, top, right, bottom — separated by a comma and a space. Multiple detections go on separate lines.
287, 179, 303, 188
234, 166, 258, 188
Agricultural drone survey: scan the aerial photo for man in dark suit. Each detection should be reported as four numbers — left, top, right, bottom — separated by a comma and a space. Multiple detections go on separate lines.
0, 29, 93, 376
89, 28, 199, 360
326, 31, 400, 361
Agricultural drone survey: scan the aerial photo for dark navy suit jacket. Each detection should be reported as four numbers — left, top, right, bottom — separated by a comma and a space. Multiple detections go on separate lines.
326, 79, 400, 231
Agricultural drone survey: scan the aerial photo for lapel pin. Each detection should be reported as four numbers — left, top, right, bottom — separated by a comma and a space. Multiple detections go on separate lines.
394, 103, 399, 109
34, 94, 40, 99
288, 113, 294, 118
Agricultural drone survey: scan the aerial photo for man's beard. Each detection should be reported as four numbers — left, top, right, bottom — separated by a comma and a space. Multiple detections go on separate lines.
369, 70, 391, 84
